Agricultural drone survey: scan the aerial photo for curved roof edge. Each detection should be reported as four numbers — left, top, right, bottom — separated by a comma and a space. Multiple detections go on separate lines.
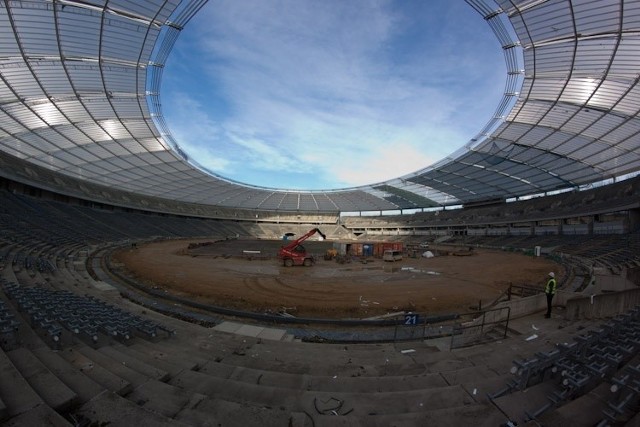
1, 0, 639, 214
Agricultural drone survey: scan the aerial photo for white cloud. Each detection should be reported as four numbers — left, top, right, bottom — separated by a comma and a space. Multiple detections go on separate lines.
162, 93, 231, 171
225, 132, 305, 173
162, 0, 505, 189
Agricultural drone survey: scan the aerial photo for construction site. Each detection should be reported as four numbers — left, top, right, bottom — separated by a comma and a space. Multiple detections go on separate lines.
2, 0, 640, 425
111, 237, 559, 320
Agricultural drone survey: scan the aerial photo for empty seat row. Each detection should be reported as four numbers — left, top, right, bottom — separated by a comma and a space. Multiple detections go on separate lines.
1, 280, 175, 349
490, 306, 640, 424
0, 299, 20, 349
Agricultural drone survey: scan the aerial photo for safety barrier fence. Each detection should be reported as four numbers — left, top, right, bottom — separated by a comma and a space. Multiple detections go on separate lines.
450, 306, 511, 349
390, 306, 511, 350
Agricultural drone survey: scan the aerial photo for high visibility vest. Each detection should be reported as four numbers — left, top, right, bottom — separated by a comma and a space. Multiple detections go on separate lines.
545, 278, 557, 294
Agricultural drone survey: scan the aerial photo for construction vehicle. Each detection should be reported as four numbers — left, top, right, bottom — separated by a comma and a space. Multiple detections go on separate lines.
278, 228, 326, 267
383, 249, 403, 262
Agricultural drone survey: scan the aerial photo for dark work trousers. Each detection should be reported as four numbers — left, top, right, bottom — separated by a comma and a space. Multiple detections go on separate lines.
545, 292, 554, 317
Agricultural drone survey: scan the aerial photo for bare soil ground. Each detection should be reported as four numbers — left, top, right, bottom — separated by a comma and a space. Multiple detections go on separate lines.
111, 238, 559, 319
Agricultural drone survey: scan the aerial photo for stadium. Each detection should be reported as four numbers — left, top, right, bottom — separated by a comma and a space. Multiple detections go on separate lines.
0, 0, 639, 426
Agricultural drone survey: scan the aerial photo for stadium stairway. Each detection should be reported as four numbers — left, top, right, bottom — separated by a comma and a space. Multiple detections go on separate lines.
0, 245, 639, 426
1, 303, 638, 426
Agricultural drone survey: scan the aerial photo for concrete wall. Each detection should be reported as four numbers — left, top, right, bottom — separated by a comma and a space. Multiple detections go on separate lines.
449, 286, 638, 341
479, 285, 639, 322
493, 294, 547, 319
591, 269, 637, 292
565, 288, 640, 320
487, 290, 574, 320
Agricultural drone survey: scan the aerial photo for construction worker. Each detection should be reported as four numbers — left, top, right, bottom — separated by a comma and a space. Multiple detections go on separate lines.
545, 272, 557, 318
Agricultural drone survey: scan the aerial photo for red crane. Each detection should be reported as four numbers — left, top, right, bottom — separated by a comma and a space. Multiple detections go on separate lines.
278, 228, 326, 267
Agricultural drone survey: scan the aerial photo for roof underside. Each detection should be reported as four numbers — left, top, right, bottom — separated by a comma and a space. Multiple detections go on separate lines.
0, 0, 639, 213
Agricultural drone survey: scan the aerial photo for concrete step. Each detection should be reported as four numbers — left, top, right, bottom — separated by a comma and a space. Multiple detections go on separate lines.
459, 372, 514, 404
174, 395, 290, 427
257, 340, 434, 368
0, 396, 7, 423
422, 355, 476, 374
455, 347, 525, 375
75, 344, 151, 389
213, 321, 289, 341
185, 332, 434, 374
215, 341, 430, 378
439, 364, 511, 404
491, 380, 558, 425
198, 361, 450, 393
536, 381, 611, 426
6, 347, 77, 412
282, 333, 297, 342
108, 342, 194, 378
127, 379, 207, 418
305, 371, 448, 393
147, 328, 460, 378
170, 369, 476, 416
128, 339, 208, 372
73, 390, 190, 427
2, 402, 72, 426
170, 369, 300, 410
58, 347, 132, 396
440, 364, 501, 386
309, 403, 507, 427
0, 340, 73, 423
31, 346, 105, 405
0, 345, 47, 418
97, 345, 170, 382
13, 267, 38, 287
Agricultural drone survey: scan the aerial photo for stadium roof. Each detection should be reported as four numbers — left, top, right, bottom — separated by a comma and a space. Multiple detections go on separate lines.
1, 0, 639, 213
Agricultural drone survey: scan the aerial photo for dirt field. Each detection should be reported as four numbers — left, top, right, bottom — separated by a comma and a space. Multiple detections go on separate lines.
111, 238, 560, 319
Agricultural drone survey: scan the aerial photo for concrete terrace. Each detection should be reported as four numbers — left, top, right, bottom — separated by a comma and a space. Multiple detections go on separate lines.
0, 190, 638, 426
1, 241, 639, 427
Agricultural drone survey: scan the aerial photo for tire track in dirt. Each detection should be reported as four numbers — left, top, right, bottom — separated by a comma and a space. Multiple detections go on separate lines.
114, 239, 561, 318
243, 276, 344, 303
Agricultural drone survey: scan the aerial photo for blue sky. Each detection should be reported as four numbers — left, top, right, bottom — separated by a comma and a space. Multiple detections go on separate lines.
162, 0, 505, 190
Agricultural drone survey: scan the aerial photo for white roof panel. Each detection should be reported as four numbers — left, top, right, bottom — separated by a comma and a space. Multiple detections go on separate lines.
1, 0, 640, 212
